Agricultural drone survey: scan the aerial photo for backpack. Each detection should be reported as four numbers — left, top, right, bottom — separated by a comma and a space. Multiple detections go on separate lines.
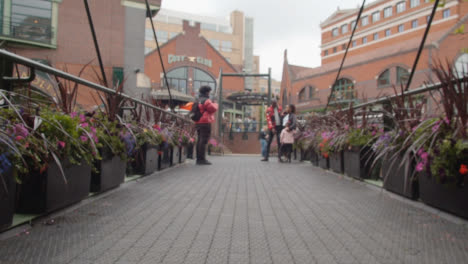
190, 98, 207, 122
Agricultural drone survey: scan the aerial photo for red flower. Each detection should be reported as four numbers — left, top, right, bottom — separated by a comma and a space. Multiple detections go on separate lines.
15, 135, 24, 141
323, 153, 329, 158
158, 151, 163, 155
460, 164, 468, 175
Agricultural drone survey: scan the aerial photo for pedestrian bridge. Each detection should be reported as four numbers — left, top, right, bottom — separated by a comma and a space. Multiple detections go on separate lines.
1, 156, 467, 264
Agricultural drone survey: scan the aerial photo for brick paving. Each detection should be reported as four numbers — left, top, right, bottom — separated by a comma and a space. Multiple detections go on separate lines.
1, 156, 468, 264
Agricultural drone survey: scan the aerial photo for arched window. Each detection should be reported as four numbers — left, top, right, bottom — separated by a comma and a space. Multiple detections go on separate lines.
166, 67, 188, 94
193, 69, 216, 95
308, 86, 315, 99
298, 87, 307, 102
377, 69, 390, 87
455, 54, 468, 77
331, 78, 354, 103
396, 66, 410, 85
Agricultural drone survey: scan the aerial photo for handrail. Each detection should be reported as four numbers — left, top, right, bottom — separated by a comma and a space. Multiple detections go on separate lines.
0, 49, 192, 123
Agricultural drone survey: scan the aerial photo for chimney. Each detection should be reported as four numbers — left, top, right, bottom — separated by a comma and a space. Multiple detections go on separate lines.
182, 20, 201, 35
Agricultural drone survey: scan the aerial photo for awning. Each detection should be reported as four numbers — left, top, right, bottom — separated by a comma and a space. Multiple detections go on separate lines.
151, 89, 195, 103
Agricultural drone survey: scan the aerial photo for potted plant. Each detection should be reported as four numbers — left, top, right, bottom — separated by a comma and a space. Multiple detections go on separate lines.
409, 63, 468, 218
130, 124, 162, 175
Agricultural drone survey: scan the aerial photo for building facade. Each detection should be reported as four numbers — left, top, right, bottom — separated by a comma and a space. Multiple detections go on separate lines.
0, 0, 161, 109
281, 0, 468, 113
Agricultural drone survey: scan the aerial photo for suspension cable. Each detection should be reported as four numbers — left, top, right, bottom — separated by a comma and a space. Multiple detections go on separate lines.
144, 0, 174, 112
324, 0, 366, 111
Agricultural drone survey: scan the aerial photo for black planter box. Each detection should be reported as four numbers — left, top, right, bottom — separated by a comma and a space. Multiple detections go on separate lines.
16, 161, 91, 214
310, 150, 319, 166
318, 155, 329, 170
329, 151, 344, 174
180, 146, 187, 163
344, 147, 377, 180
128, 144, 159, 176
158, 144, 172, 170
298, 149, 311, 161
0, 168, 15, 231
419, 173, 468, 220
91, 155, 126, 193
382, 154, 418, 200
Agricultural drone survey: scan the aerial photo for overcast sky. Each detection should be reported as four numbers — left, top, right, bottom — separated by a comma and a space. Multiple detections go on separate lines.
162, 0, 365, 80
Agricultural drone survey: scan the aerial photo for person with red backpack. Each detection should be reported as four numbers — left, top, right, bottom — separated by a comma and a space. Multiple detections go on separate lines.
190, 86, 218, 165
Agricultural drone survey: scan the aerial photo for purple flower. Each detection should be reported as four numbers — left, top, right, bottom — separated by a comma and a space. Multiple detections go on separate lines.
444, 117, 450, 125
80, 135, 88, 142
420, 152, 428, 161
432, 123, 440, 133
13, 124, 29, 138
416, 162, 425, 172
70, 112, 77, 118
79, 114, 86, 123
81, 122, 89, 128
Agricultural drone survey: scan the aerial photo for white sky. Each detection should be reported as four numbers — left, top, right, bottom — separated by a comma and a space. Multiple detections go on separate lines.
162, 0, 365, 80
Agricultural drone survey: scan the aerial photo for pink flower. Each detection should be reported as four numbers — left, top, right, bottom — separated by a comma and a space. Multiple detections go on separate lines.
417, 148, 424, 156
372, 131, 377, 136
432, 124, 440, 133
57, 141, 66, 149
420, 152, 428, 161
80, 135, 88, 142
444, 117, 450, 125
70, 112, 77, 118
190, 138, 195, 143
15, 135, 24, 141
81, 122, 89, 128
90, 127, 96, 133
79, 114, 86, 123
416, 162, 425, 172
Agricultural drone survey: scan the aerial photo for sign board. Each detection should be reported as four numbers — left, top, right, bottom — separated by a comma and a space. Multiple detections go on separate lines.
168, 54, 212, 68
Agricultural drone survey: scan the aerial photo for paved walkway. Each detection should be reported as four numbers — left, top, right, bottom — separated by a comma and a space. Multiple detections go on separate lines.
1, 156, 468, 264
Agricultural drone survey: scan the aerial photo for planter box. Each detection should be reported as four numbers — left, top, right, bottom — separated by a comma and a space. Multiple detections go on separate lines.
318, 155, 329, 170
344, 147, 378, 180
310, 150, 319, 166
0, 168, 15, 231
16, 161, 91, 214
382, 154, 418, 200
91, 155, 126, 193
180, 146, 187, 163
419, 173, 468, 220
128, 144, 159, 176
298, 149, 311, 162
329, 151, 344, 174
158, 144, 172, 170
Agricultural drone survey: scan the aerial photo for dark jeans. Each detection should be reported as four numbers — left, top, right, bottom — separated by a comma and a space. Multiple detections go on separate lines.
196, 123, 211, 161
266, 125, 283, 160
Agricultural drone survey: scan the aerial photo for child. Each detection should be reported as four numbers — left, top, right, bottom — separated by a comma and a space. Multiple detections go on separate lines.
259, 126, 269, 160
280, 123, 295, 163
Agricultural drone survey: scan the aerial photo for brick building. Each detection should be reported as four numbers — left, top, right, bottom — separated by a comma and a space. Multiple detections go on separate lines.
0, 0, 161, 109
145, 20, 246, 120
281, 0, 468, 113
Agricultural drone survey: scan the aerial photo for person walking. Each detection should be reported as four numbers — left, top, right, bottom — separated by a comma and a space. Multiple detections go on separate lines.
263, 99, 283, 162
259, 126, 269, 160
195, 86, 218, 165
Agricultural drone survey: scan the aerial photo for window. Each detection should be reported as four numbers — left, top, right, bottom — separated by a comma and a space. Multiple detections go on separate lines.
384, 6, 393, 18
209, 39, 220, 50
362, 36, 368, 44
397, 67, 410, 84
411, 19, 418, 28
333, 47, 337, 53
410, 0, 420, 8
10, 0, 53, 44
193, 69, 216, 95
372, 11, 381, 22
201, 23, 217, 31
342, 44, 346, 50
324, 50, 329, 56
332, 28, 339, 36
308, 86, 315, 99
145, 28, 154, 41
166, 67, 188, 94
373, 33, 379, 40
361, 16, 369, 26
396, 1, 406, 13
298, 88, 307, 102
352, 40, 357, 47
385, 29, 391, 37
443, 9, 450, 19
454, 54, 468, 77
351, 20, 357, 30
341, 24, 348, 34
156, 30, 168, 43
377, 69, 391, 87
331, 78, 355, 103
398, 24, 405, 33
221, 41, 232, 52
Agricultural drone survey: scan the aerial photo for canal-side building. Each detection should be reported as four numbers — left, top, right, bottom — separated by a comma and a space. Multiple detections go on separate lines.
281, 0, 468, 113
